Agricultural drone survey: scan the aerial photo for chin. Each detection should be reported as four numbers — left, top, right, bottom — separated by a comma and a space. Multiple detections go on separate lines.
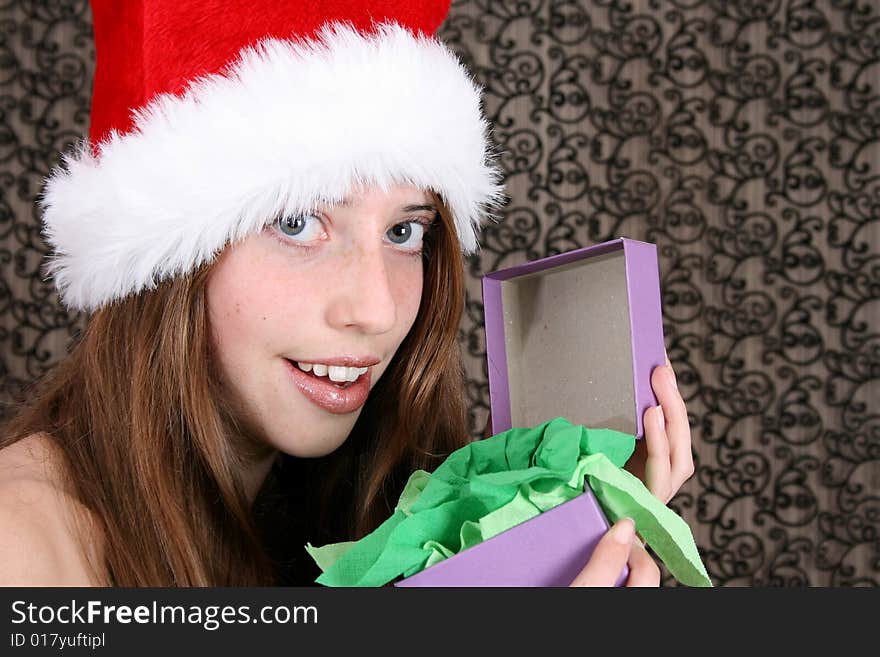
264, 417, 357, 459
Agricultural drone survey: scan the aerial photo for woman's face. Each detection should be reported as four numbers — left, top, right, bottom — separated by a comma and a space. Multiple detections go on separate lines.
206, 182, 434, 457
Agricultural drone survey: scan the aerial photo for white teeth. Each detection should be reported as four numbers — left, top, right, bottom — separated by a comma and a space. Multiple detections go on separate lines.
296, 362, 369, 383
328, 366, 347, 383
347, 366, 369, 381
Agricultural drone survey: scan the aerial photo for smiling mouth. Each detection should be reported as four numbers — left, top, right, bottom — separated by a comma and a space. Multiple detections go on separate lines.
284, 358, 373, 414
286, 359, 370, 388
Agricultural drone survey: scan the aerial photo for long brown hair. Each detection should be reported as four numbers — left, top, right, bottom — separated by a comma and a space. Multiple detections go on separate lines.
0, 193, 471, 586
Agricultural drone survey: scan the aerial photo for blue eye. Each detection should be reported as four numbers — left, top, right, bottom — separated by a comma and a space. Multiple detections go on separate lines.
277, 213, 323, 241
387, 221, 426, 249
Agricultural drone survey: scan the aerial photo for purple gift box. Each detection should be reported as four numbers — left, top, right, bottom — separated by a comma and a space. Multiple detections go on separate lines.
395, 238, 665, 587
484, 237, 665, 438
395, 486, 625, 587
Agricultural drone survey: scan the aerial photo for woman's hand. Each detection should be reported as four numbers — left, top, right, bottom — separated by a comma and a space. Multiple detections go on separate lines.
624, 356, 695, 504
569, 518, 659, 587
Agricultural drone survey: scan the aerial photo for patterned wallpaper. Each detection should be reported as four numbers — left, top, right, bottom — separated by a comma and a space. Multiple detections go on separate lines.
0, 1, 877, 586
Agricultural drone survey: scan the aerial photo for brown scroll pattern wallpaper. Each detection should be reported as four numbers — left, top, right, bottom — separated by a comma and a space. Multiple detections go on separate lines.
0, 1, 877, 586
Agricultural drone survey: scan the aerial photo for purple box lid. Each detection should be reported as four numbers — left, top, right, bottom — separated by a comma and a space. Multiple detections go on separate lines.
482, 238, 665, 439
394, 487, 627, 587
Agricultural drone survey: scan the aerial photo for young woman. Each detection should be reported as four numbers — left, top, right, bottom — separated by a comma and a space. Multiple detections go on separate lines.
0, 1, 693, 587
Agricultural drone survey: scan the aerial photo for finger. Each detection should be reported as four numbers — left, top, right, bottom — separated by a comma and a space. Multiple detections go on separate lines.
651, 364, 694, 490
651, 362, 685, 425
642, 404, 672, 502
662, 351, 694, 487
625, 540, 661, 587
569, 518, 634, 587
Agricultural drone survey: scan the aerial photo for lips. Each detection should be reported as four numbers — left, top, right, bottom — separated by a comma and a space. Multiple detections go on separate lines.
284, 358, 373, 414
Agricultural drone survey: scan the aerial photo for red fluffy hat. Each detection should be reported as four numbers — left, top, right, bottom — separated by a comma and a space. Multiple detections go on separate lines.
41, 0, 504, 311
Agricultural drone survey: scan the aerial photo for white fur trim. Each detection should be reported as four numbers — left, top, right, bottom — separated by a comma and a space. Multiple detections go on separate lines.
41, 23, 504, 311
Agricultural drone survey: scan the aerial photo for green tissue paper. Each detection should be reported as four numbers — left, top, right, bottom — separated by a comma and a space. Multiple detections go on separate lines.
306, 417, 712, 587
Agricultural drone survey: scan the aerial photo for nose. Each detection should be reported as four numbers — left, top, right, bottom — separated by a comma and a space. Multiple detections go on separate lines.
324, 245, 398, 335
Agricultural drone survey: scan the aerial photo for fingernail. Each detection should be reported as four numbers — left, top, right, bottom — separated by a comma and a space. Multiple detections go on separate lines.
666, 364, 676, 386
611, 518, 635, 544
656, 404, 665, 427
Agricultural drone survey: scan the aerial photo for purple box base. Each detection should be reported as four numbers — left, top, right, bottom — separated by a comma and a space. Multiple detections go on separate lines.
482, 238, 665, 438
395, 489, 628, 587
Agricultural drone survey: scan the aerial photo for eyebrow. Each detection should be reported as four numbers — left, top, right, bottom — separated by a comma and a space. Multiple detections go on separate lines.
401, 203, 437, 213
334, 198, 437, 214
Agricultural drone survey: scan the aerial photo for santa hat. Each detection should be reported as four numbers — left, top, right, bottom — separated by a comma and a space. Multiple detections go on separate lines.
40, 0, 504, 312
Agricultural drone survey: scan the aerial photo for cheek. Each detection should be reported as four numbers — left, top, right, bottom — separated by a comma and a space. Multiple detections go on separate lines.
208, 248, 329, 346
207, 259, 265, 356
391, 259, 424, 334
206, 247, 308, 369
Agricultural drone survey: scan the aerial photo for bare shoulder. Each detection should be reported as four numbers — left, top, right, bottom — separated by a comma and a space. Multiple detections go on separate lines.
0, 433, 105, 586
